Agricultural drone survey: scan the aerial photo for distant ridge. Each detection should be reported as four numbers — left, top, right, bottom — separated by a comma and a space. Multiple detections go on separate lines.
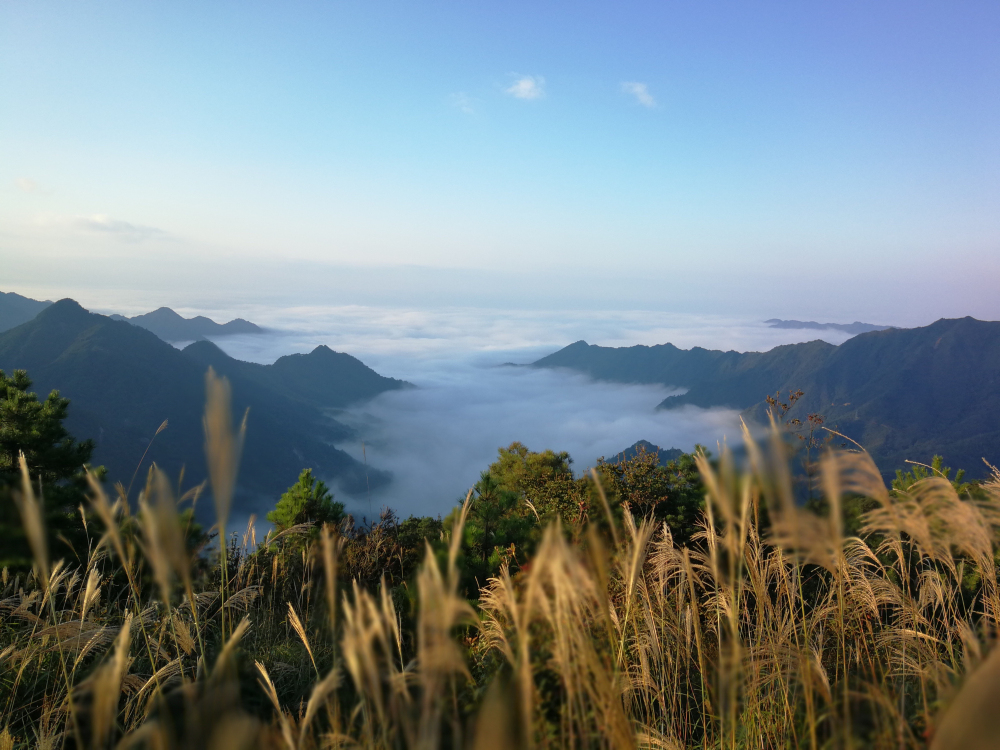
611, 440, 684, 465
765, 319, 892, 334
0, 291, 52, 333
533, 318, 1000, 477
182, 340, 411, 408
112, 306, 263, 342
0, 292, 265, 341
0, 299, 401, 517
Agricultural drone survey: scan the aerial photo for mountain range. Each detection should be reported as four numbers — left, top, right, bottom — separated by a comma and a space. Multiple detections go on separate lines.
0, 291, 53, 333
0, 300, 408, 518
765, 319, 892, 334
533, 318, 1000, 477
1, 290, 266, 344
109, 307, 263, 341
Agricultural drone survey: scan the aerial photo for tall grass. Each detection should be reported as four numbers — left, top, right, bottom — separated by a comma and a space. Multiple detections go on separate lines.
2, 374, 1000, 748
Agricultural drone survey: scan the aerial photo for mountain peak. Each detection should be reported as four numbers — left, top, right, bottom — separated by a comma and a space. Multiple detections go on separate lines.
143, 307, 186, 320
122, 307, 262, 342
0, 291, 55, 334
52, 298, 87, 310
182, 339, 229, 357
37, 298, 91, 321
612, 440, 685, 465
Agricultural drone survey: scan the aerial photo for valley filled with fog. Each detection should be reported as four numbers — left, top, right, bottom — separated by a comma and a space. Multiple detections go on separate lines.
154, 304, 857, 519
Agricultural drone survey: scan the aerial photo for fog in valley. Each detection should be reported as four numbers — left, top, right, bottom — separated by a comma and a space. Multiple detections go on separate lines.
179, 304, 857, 520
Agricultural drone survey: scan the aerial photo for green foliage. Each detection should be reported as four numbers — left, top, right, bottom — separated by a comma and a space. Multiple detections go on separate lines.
0, 299, 386, 502
267, 468, 345, 532
395, 514, 444, 579
0, 369, 98, 567
445, 441, 710, 595
488, 441, 587, 521
893, 454, 972, 494
489, 441, 573, 492
0, 369, 94, 487
5, 415, 1000, 748
597, 443, 707, 544
446, 470, 535, 595
535, 317, 1000, 480
443, 441, 605, 596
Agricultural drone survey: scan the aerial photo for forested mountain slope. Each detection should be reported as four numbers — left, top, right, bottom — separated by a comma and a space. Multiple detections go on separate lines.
182, 340, 410, 408
534, 318, 1000, 476
0, 300, 391, 515
0, 291, 52, 333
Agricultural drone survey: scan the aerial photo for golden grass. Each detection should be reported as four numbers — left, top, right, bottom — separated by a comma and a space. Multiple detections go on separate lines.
2, 379, 1000, 748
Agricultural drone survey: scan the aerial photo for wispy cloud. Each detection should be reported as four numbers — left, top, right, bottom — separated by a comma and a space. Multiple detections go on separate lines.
505, 75, 545, 100
449, 92, 476, 115
621, 81, 655, 108
16, 178, 41, 193
74, 214, 168, 243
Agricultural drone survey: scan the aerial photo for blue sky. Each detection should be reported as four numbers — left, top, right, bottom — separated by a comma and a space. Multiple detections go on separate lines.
2, 1, 998, 321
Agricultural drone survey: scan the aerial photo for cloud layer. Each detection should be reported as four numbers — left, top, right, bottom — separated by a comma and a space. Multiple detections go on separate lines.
74, 214, 167, 243
333, 361, 738, 518
201, 308, 860, 520
621, 81, 655, 107
505, 75, 545, 100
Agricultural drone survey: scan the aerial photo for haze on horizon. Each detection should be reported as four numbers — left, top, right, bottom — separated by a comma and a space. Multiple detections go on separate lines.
1, 1, 998, 323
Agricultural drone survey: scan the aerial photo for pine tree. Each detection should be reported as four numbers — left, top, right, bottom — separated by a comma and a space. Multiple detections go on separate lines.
267, 468, 345, 532
0, 369, 98, 566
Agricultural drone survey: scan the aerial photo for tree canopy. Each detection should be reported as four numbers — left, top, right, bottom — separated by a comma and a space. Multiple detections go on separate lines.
596, 443, 707, 545
0, 369, 97, 567
267, 468, 345, 532
0, 369, 94, 488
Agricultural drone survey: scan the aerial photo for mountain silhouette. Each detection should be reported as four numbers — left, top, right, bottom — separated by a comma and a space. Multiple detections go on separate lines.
610, 440, 684, 465
182, 340, 410, 408
0, 300, 395, 519
765, 319, 891, 334
111, 306, 262, 341
534, 318, 1000, 477
0, 291, 52, 333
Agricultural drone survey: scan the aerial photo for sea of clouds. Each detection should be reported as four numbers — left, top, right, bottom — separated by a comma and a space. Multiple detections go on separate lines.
160, 305, 855, 519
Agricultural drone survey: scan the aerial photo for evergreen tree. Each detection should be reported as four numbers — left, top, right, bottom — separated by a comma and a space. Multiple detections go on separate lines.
597, 444, 706, 545
0, 369, 99, 567
446, 468, 535, 597
0, 369, 94, 486
892, 454, 972, 494
488, 441, 584, 521
267, 468, 345, 532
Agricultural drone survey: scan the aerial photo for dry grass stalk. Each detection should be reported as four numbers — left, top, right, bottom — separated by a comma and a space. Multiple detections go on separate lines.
7, 389, 1000, 749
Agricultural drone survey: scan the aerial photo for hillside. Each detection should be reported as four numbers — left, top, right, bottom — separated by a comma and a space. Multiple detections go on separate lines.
0, 291, 263, 342
182, 340, 410, 408
0, 291, 52, 332
532, 338, 835, 397
534, 318, 1000, 476
610, 440, 684, 465
113, 306, 262, 341
0, 300, 391, 517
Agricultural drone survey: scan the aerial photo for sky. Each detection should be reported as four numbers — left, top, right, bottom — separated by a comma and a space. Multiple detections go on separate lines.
2, 0, 999, 322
